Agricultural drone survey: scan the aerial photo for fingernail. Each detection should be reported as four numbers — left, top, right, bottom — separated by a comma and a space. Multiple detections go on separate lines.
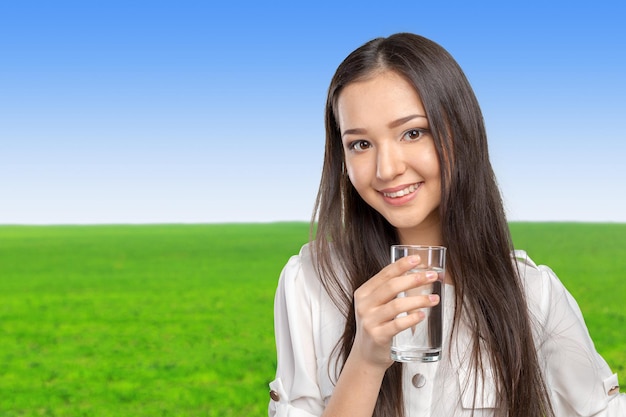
429, 294, 440, 303
408, 256, 419, 264
426, 271, 438, 280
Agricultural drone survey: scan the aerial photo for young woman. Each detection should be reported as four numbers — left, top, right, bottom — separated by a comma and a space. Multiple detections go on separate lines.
269, 33, 624, 417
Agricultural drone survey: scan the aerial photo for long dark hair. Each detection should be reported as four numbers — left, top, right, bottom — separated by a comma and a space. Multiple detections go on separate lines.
311, 33, 554, 417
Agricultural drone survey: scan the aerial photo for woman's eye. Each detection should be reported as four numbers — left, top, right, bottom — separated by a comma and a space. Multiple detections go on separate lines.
404, 129, 428, 141
349, 140, 371, 151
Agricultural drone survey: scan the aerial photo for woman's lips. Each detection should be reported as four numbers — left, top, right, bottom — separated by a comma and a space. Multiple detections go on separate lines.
380, 182, 422, 205
381, 183, 419, 198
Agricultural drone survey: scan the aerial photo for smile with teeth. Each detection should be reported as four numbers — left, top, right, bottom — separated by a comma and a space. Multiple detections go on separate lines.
382, 183, 420, 198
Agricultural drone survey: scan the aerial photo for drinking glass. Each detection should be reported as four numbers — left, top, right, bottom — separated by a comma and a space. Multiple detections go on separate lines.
390, 245, 446, 362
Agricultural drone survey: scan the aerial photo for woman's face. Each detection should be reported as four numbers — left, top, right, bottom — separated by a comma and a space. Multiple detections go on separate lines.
336, 70, 442, 244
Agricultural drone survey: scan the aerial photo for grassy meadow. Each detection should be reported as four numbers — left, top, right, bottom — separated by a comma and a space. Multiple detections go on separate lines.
0, 222, 624, 416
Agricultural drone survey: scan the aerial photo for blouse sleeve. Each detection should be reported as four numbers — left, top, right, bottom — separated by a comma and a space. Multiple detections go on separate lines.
517, 252, 626, 416
268, 250, 324, 417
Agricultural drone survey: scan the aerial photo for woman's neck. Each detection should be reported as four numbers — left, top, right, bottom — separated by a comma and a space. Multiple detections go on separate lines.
396, 221, 443, 246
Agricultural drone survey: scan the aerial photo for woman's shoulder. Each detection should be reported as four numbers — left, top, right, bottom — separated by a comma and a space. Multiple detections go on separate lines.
513, 249, 561, 284
513, 249, 551, 277
512, 249, 580, 323
282, 241, 316, 274
278, 242, 323, 294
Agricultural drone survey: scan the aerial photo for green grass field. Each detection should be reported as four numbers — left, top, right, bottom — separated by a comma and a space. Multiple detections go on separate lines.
0, 222, 624, 416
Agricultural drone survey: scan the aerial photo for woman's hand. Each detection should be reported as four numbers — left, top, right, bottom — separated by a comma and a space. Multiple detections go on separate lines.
321, 255, 440, 417
350, 255, 440, 369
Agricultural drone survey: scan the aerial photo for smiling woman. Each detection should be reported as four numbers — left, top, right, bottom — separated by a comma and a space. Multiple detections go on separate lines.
337, 71, 442, 246
268, 32, 626, 417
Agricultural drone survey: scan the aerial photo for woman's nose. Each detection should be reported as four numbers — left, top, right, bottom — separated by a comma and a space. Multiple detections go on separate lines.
376, 142, 405, 181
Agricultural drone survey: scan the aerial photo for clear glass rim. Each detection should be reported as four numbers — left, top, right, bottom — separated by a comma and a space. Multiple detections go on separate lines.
391, 244, 446, 251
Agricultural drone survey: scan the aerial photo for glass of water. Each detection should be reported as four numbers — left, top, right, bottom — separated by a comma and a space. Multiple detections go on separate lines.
390, 245, 446, 362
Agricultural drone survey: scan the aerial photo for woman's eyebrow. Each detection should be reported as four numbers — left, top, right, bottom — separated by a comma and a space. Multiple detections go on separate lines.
341, 127, 366, 138
341, 114, 427, 138
388, 114, 427, 129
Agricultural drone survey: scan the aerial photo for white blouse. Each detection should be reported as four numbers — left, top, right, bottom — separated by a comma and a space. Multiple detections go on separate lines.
269, 243, 625, 416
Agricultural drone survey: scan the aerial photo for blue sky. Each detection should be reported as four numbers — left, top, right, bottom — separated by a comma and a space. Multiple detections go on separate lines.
1, 1, 625, 224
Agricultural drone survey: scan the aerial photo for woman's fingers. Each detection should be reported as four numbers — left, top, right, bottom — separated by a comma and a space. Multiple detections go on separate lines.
357, 255, 420, 297
356, 266, 438, 310
351, 257, 442, 366
370, 293, 439, 331
357, 291, 440, 340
